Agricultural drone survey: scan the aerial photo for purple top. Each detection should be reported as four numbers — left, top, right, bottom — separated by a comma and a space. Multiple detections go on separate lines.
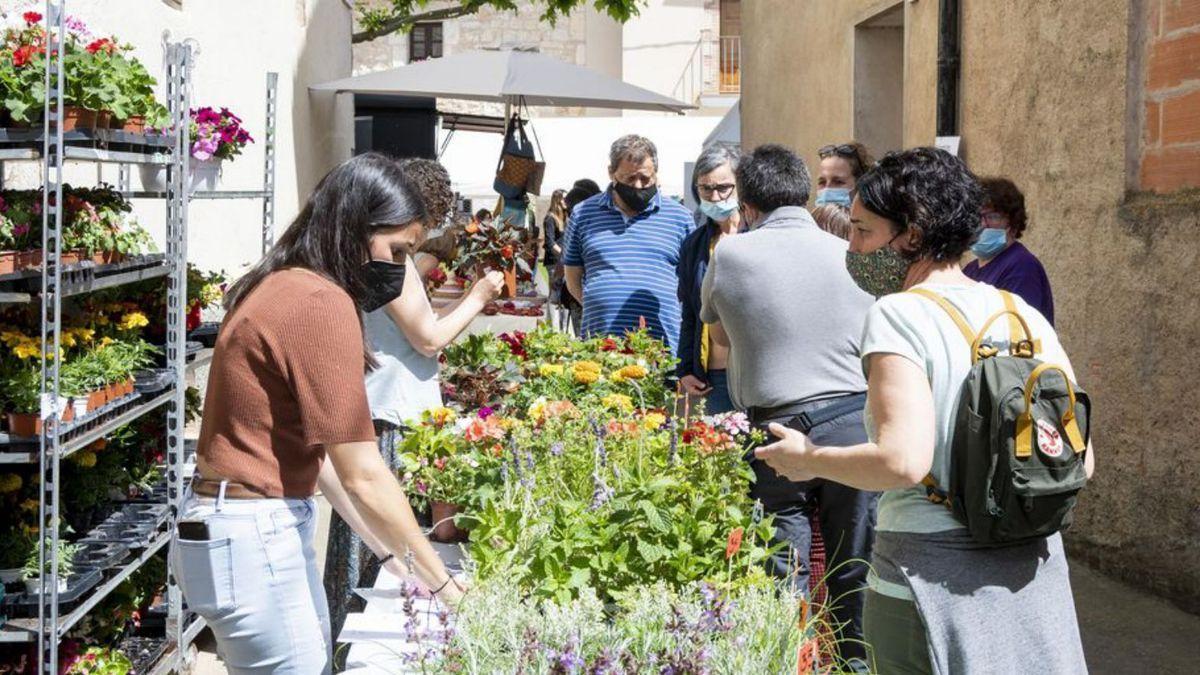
964, 242, 1055, 325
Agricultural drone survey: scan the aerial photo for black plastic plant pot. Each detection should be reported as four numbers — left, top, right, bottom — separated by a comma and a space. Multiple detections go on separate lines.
189, 322, 220, 348
119, 635, 168, 674
0, 568, 102, 618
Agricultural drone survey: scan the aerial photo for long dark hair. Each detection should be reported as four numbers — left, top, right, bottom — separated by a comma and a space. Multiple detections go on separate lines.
224, 152, 428, 361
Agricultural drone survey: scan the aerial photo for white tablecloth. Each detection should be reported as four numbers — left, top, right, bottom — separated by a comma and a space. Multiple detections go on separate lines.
340, 543, 465, 673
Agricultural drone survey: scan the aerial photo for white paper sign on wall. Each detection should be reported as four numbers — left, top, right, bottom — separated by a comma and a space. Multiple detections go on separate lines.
936, 136, 962, 157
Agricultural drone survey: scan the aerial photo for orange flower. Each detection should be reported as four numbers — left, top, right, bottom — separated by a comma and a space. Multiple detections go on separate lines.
464, 416, 504, 442
725, 527, 743, 559
465, 221, 479, 234
501, 245, 514, 259
544, 400, 576, 418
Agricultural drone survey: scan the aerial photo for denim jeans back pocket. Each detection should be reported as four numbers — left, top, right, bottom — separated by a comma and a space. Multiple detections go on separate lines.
171, 538, 236, 617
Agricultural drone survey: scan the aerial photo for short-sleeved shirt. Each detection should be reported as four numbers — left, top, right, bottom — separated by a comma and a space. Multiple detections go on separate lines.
963, 242, 1055, 325
699, 207, 873, 410
561, 188, 693, 354
198, 269, 377, 498
364, 309, 442, 427
860, 282, 1071, 534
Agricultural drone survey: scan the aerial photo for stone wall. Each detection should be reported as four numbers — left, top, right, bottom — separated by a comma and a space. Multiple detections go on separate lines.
743, 0, 1200, 613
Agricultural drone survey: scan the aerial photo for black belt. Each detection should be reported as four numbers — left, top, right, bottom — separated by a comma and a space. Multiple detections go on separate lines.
747, 393, 867, 432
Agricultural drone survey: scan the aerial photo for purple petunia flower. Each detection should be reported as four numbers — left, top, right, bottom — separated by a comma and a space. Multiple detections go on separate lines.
478, 406, 495, 419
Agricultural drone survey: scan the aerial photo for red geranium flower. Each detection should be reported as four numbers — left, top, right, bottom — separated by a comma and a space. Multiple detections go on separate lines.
600, 337, 619, 352
85, 38, 116, 55
23, 11, 42, 24
12, 45, 36, 67
500, 244, 514, 259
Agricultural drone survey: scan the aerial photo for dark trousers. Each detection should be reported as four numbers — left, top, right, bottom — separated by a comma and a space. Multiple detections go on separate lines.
324, 421, 400, 660
749, 394, 878, 672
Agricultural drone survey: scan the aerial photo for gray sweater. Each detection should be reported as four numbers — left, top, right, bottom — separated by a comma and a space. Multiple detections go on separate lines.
699, 206, 873, 410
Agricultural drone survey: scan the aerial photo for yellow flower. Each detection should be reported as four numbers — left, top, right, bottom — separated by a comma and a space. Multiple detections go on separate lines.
618, 364, 648, 380
98, 336, 114, 348
72, 451, 97, 468
642, 412, 667, 431
13, 342, 39, 360
117, 312, 149, 331
498, 417, 517, 431
423, 406, 457, 427
69, 327, 95, 343
60, 332, 77, 348
538, 363, 564, 377
601, 393, 634, 412
528, 397, 547, 420
572, 360, 602, 384
0, 473, 22, 494
95, 315, 109, 327
1, 330, 28, 347
610, 371, 626, 383
20, 498, 39, 513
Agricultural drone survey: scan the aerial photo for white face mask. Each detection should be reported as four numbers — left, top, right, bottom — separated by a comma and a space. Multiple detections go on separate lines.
698, 196, 739, 222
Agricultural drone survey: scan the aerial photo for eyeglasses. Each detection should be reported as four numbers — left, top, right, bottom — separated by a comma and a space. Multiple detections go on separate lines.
819, 144, 859, 159
982, 211, 1007, 225
697, 182, 736, 199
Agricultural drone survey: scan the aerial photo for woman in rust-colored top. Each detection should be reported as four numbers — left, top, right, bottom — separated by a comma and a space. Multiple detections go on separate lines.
169, 153, 463, 674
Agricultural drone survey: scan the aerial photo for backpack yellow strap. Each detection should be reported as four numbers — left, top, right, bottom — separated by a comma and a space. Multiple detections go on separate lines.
908, 288, 975, 346
1015, 363, 1087, 458
999, 291, 1040, 358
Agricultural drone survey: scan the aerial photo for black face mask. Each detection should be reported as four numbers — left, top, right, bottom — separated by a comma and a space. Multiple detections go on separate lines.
357, 259, 407, 312
612, 181, 658, 213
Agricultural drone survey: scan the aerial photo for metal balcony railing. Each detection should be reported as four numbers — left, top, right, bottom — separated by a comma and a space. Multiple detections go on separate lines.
672, 34, 742, 104
718, 35, 741, 94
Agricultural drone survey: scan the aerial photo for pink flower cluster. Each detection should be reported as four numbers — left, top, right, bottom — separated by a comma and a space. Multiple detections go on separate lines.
189, 106, 253, 161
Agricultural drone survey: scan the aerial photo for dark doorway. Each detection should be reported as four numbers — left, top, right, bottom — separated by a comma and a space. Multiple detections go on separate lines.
353, 95, 438, 160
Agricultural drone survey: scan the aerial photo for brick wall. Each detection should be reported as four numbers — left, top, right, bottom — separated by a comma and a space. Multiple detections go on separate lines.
1141, 0, 1200, 192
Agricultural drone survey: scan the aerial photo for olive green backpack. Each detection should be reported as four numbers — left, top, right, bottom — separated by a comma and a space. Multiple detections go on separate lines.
911, 289, 1091, 545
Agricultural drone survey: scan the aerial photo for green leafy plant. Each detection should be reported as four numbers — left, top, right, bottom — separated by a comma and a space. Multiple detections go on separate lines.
1, 364, 41, 414
443, 569, 810, 674
21, 539, 78, 582
65, 646, 133, 675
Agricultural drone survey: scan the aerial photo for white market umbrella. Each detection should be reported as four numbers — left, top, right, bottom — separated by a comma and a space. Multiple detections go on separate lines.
310, 49, 694, 114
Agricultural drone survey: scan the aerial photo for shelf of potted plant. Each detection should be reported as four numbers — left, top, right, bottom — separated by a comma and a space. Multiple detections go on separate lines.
0, 529, 169, 642
0, 388, 173, 464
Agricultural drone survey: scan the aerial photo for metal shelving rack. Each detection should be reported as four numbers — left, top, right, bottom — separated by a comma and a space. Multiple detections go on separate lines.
0, 5, 211, 672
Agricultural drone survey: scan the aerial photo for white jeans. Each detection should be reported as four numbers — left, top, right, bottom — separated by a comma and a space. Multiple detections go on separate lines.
169, 487, 331, 674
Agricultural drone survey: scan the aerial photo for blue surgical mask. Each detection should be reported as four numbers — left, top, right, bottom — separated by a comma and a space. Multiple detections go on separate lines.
971, 228, 1009, 260
698, 196, 739, 222
815, 188, 852, 208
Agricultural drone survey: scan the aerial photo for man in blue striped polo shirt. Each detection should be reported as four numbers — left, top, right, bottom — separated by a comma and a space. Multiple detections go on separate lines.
562, 135, 694, 355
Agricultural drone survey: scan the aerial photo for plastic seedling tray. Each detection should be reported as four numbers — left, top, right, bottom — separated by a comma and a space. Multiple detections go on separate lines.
118, 635, 169, 673
185, 341, 204, 358
188, 322, 220, 348
0, 568, 102, 618
133, 368, 174, 394
73, 542, 130, 571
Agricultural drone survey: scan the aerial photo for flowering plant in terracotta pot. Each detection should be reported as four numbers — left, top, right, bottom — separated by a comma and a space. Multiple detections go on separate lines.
455, 221, 532, 298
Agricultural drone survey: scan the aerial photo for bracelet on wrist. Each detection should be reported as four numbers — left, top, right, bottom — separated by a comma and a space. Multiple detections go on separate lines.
431, 577, 454, 595
379, 553, 395, 566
